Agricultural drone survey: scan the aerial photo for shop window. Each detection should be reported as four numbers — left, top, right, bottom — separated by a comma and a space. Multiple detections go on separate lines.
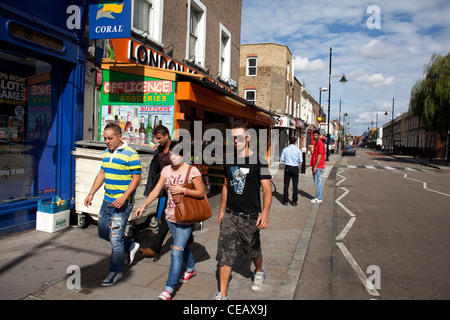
132, 0, 163, 44
247, 57, 257, 76
0, 51, 55, 204
187, 0, 206, 66
245, 90, 256, 104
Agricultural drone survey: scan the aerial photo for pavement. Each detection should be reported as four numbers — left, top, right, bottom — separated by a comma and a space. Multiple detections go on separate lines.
0, 153, 341, 301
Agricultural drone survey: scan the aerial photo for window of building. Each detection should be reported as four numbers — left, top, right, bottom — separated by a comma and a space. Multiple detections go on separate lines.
0, 51, 55, 204
287, 63, 290, 81
187, 0, 206, 66
245, 90, 256, 104
132, 0, 163, 44
247, 57, 257, 76
219, 24, 231, 82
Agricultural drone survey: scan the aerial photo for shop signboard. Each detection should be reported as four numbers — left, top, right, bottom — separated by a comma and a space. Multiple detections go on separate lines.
105, 38, 234, 94
99, 70, 175, 148
274, 116, 295, 129
89, 0, 131, 40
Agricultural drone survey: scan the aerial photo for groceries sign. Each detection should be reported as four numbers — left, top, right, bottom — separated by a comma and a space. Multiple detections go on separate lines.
89, 0, 131, 39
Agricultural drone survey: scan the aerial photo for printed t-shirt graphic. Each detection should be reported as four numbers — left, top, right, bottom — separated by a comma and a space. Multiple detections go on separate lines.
230, 167, 250, 194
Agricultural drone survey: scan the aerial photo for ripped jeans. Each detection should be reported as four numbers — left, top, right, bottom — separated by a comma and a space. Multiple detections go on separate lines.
165, 221, 195, 294
98, 200, 134, 273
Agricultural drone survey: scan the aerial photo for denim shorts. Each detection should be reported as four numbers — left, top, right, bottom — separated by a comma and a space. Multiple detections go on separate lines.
216, 211, 262, 267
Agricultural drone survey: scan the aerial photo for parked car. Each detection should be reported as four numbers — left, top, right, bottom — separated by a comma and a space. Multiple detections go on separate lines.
342, 145, 356, 156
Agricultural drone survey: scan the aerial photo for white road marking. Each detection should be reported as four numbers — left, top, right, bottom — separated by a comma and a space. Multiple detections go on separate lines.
393, 171, 450, 197
336, 243, 381, 297
334, 168, 381, 298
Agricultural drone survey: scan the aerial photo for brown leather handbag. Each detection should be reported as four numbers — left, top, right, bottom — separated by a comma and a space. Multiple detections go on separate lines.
173, 165, 212, 224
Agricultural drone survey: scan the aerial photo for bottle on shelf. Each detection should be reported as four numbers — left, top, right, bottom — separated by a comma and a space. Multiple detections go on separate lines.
139, 116, 146, 144
145, 115, 153, 144
105, 106, 114, 126
132, 107, 139, 131
134, 129, 139, 145
123, 127, 130, 144
125, 111, 132, 132
119, 117, 125, 133
153, 115, 159, 133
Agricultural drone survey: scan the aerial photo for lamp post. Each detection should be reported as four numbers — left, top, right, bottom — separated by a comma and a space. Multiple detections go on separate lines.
326, 47, 347, 161
391, 98, 394, 154
337, 99, 342, 152
319, 87, 327, 121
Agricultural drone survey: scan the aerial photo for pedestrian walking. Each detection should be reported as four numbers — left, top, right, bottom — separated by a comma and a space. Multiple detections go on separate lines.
280, 136, 303, 206
84, 123, 142, 286
136, 140, 205, 300
310, 129, 325, 203
140, 125, 172, 258
215, 120, 272, 300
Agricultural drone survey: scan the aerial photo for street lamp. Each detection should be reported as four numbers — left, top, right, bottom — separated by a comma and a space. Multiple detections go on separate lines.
319, 87, 327, 121
326, 47, 347, 161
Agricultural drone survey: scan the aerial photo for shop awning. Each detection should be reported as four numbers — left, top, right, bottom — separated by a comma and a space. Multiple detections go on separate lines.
177, 80, 275, 126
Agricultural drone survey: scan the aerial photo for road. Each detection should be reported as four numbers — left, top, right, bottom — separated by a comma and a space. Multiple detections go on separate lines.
295, 148, 450, 300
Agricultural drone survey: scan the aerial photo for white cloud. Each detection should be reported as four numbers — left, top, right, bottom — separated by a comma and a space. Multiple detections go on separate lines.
294, 56, 327, 72
354, 72, 395, 87
241, 0, 450, 134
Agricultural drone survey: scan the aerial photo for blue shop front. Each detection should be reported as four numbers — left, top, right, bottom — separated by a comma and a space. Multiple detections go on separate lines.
0, 1, 88, 235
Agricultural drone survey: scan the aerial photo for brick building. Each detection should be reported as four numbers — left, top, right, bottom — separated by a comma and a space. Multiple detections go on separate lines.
238, 43, 319, 154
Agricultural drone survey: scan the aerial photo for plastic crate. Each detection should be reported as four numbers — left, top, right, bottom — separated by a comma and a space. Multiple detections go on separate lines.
37, 197, 70, 213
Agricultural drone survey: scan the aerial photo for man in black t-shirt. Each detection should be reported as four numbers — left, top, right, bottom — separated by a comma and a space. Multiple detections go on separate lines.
215, 121, 272, 300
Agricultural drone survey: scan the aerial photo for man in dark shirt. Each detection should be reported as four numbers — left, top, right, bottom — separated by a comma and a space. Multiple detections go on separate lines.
215, 120, 272, 300
140, 125, 172, 257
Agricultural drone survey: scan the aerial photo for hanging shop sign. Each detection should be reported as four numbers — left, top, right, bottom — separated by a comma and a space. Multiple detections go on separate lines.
89, 0, 131, 39
274, 116, 295, 129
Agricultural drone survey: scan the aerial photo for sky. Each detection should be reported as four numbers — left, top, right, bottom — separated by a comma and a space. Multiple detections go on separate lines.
241, 0, 450, 136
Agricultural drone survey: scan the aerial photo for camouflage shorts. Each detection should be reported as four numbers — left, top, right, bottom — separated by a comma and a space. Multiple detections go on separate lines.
216, 211, 262, 267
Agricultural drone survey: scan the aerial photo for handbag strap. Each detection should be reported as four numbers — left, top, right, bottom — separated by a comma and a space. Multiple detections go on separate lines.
182, 165, 193, 187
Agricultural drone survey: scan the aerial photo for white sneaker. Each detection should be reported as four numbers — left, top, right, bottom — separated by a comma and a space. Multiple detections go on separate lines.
125, 242, 140, 265
129, 242, 140, 264
251, 270, 265, 291
310, 198, 322, 203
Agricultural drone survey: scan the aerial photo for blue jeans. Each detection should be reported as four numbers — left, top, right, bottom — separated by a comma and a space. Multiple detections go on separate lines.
98, 200, 134, 273
313, 168, 323, 200
165, 221, 195, 294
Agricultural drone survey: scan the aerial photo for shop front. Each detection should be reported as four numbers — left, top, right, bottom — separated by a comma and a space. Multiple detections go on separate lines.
96, 61, 275, 190
273, 116, 296, 161
0, 1, 88, 235
92, 38, 275, 190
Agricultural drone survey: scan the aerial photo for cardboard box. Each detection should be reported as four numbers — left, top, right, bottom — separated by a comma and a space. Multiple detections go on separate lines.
36, 209, 70, 233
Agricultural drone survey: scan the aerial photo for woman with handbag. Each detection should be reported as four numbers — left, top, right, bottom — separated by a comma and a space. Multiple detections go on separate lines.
135, 140, 206, 300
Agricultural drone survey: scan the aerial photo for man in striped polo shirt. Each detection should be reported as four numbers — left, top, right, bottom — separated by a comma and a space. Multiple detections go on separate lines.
84, 123, 141, 286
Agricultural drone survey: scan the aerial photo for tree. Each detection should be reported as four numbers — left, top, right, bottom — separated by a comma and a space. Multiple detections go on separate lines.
410, 52, 450, 164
